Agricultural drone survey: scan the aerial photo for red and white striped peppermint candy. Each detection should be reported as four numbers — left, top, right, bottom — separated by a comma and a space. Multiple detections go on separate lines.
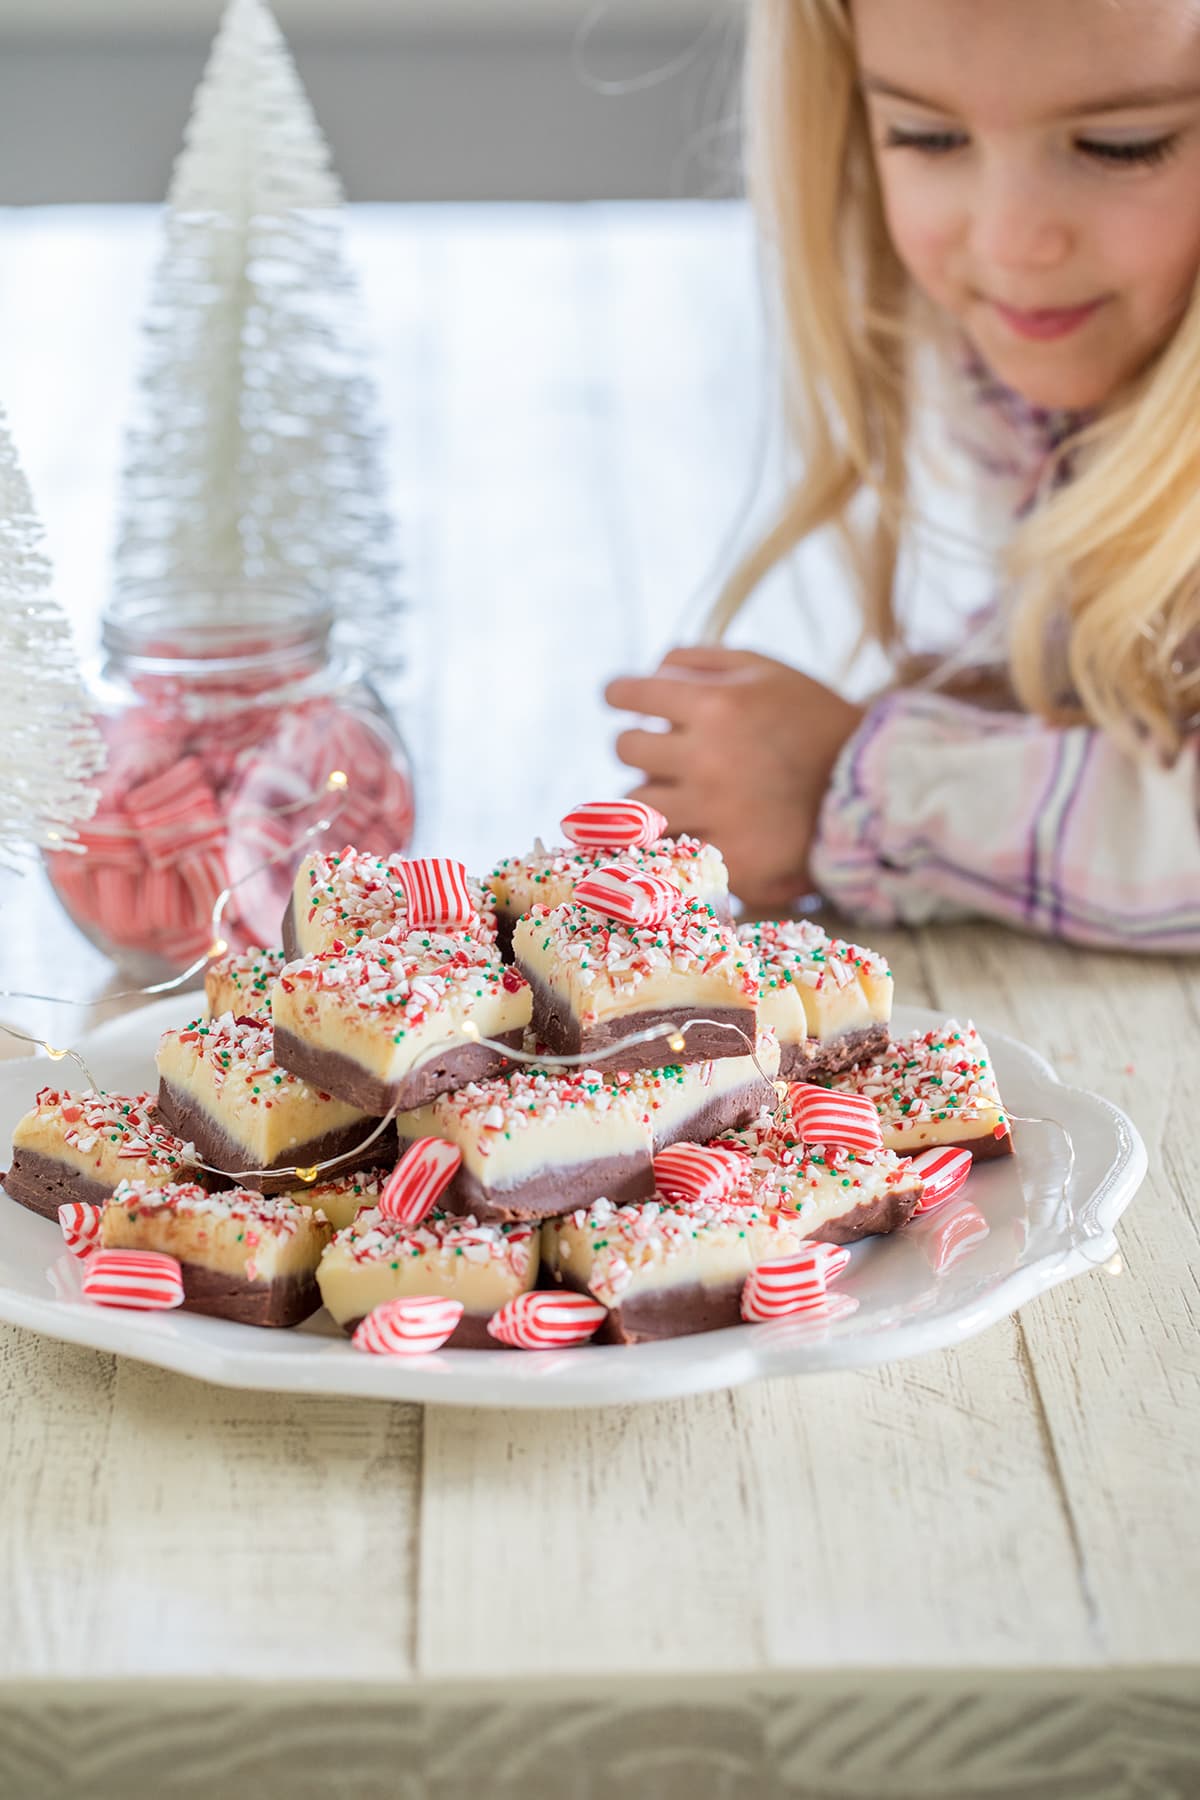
560, 799, 668, 850
908, 1145, 974, 1214
395, 857, 475, 928
82, 1249, 185, 1311
740, 1241, 852, 1321
57, 1201, 103, 1260
352, 1295, 464, 1356
654, 1142, 748, 1206
573, 864, 684, 929
487, 1290, 607, 1349
787, 1083, 883, 1154
378, 1138, 463, 1226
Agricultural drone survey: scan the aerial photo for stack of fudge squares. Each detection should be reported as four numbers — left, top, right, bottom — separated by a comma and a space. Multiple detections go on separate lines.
3, 800, 1013, 1350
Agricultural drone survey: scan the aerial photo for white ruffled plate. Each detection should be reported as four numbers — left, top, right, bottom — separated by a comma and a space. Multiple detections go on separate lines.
0, 996, 1146, 1408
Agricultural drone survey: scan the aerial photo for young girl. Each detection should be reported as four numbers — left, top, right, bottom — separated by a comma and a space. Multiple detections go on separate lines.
606, 0, 1200, 950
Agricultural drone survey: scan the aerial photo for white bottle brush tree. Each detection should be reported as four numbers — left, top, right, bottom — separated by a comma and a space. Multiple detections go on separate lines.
0, 406, 104, 864
114, 0, 402, 676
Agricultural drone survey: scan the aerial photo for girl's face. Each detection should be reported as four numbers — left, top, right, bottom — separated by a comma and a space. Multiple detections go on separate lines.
855, 0, 1200, 409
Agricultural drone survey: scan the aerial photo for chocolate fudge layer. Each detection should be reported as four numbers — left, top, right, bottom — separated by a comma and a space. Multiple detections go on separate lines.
172, 1262, 321, 1328
273, 1026, 527, 1116
3, 1149, 113, 1222
400, 1145, 655, 1225
779, 1021, 891, 1082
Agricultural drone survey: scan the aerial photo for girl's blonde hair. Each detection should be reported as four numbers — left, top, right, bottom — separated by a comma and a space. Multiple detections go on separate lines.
708, 0, 1198, 761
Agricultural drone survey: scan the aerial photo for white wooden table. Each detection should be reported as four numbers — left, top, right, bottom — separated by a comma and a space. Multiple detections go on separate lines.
0, 206, 1196, 1800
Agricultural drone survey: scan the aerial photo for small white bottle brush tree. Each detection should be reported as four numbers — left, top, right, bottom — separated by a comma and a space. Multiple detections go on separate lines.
0, 405, 104, 865
114, 0, 403, 677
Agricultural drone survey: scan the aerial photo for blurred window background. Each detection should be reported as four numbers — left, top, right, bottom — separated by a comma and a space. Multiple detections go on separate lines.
0, 0, 746, 202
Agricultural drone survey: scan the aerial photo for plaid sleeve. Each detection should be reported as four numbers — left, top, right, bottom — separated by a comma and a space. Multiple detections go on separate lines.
810, 690, 1200, 950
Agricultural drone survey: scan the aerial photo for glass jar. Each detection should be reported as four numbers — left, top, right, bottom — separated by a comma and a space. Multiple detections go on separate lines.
45, 583, 415, 981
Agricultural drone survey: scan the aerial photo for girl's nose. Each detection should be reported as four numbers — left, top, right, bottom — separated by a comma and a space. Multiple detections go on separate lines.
970, 164, 1073, 273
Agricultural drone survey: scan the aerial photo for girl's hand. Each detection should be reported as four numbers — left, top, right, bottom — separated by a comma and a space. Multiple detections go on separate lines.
605, 647, 865, 910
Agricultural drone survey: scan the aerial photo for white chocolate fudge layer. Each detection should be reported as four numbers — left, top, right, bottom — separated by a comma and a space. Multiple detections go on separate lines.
738, 920, 892, 1072
714, 1111, 924, 1237
317, 1207, 538, 1341
156, 1013, 374, 1175
488, 834, 730, 930
8, 1087, 197, 1206
102, 1179, 332, 1285
624, 1030, 781, 1149
270, 943, 532, 1112
288, 1168, 385, 1231
826, 1019, 1012, 1155
287, 848, 498, 959
394, 1063, 654, 1217
513, 898, 759, 1035
205, 946, 285, 1021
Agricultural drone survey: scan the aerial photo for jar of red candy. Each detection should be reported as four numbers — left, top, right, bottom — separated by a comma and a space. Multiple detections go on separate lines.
45, 584, 415, 980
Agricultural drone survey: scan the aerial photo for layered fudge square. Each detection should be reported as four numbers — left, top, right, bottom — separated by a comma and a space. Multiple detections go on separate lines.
156, 1014, 392, 1194
393, 1063, 656, 1223
283, 847, 498, 961
101, 1178, 332, 1327
541, 1192, 818, 1344
512, 897, 758, 1074
487, 834, 731, 958
824, 1020, 1014, 1156
317, 1208, 538, 1346
715, 1111, 926, 1240
624, 1029, 781, 1150
270, 941, 532, 1114
738, 919, 892, 1079
4, 1087, 198, 1222
205, 946, 285, 1021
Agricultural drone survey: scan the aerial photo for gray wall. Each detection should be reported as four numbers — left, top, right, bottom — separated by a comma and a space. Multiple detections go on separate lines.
0, 8, 747, 203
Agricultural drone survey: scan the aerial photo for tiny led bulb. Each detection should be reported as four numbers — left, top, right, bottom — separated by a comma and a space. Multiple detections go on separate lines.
1104, 1252, 1124, 1277
295, 1166, 319, 1184
208, 937, 229, 960
668, 1031, 686, 1054
326, 769, 349, 791
773, 1081, 789, 1103
460, 1020, 481, 1042
45, 1045, 69, 1061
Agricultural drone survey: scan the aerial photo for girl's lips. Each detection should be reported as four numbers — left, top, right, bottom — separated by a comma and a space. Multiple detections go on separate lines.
989, 297, 1107, 341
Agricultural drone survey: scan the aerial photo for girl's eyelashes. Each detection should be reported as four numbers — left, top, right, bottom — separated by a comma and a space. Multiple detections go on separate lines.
882, 124, 1182, 169
1074, 134, 1180, 168
883, 126, 966, 156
